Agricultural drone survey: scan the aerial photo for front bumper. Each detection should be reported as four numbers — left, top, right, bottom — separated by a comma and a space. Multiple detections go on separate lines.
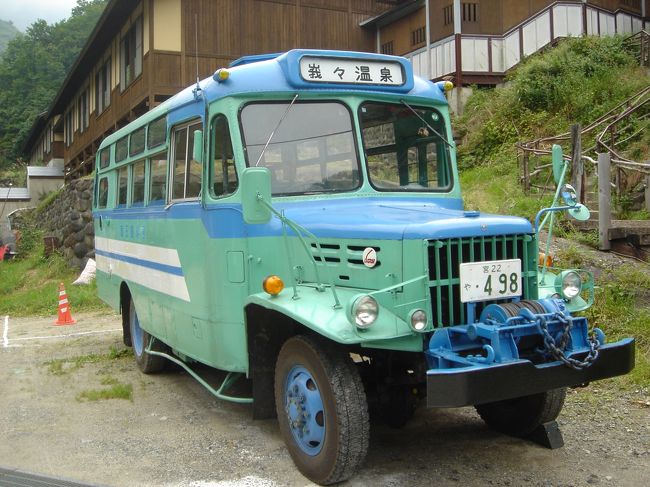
426, 338, 635, 408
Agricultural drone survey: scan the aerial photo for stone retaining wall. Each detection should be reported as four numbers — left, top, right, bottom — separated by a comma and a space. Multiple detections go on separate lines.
12, 178, 95, 269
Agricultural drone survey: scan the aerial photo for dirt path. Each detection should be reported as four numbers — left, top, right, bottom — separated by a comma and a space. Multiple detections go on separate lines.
1, 311, 648, 486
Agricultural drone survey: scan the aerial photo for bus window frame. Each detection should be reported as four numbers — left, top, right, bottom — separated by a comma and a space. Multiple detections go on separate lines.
147, 115, 167, 150
209, 113, 239, 200
357, 100, 454, 194
130, 158, 146, 207
238, 99, 362, 197
147, 150, 168, 207
116, 164, 130, 208
96, 175, 110, 209
169, 118, 203, 202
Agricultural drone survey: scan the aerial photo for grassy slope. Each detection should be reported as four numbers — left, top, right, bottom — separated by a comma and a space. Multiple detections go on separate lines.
455, 36, 650, 387
0, 218, 108, 317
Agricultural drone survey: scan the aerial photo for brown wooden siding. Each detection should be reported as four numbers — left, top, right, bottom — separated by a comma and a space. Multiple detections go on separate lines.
49, 0, 391, 179
380, 7, 427, 56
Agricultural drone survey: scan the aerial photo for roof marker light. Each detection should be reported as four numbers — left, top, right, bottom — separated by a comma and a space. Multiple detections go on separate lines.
213, 68, 230, 82
435, 80, 454, 92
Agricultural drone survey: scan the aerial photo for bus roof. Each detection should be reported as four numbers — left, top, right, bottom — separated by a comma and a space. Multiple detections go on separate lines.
99, 49, 447, 150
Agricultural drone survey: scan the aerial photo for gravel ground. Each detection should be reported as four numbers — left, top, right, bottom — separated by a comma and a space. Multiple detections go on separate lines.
1, 311, 648, 487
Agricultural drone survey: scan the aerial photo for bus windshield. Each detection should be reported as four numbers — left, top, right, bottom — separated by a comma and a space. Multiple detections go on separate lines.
359, 101, 452, 192
240, 101, 360, 195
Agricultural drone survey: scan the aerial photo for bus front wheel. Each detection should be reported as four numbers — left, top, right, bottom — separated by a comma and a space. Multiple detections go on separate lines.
128, 299, 166, 374
475, 387, 567, 437
274, 335, 369, 485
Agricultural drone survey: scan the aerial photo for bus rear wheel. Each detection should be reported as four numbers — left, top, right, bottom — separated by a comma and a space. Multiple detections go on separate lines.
475, 387, 567, 437
128, 298, 166, 374
274, 335, 369, 485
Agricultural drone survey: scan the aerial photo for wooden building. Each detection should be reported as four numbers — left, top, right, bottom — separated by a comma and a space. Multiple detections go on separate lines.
362, 0, 648, 87
23, 0, 649, 175
22, 0, 401, 180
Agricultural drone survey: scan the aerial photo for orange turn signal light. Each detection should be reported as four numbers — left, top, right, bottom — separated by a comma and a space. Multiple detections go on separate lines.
263, 275, 284, 296
538, 252, 553, 268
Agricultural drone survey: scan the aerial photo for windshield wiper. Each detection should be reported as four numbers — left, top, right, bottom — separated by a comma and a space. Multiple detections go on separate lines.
254, 93, 299, 166
400, 99, 453, 149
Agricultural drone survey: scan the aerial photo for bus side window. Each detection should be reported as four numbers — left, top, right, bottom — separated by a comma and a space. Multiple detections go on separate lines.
171, 120, 203, 200
212, 115, 238, 198
172, 126, 187, 199
131, 160, 145, 207
149, 151, 167, 205
117, 166, 129, 207
97, 177, 109, 209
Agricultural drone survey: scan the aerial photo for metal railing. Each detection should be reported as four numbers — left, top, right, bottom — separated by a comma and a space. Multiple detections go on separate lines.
623, 29, 650, 67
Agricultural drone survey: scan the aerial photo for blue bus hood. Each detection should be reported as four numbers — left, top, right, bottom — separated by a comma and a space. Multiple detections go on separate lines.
272, 197, 533, 240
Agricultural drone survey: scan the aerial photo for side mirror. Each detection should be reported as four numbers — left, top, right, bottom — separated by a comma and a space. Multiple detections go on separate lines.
241, 167, 272, 224
192, 130, 203, 163
560, 184, 578, 207
567, 203, 590, 221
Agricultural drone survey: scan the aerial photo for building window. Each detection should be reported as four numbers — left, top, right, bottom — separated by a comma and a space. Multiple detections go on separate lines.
120, 16, 143, 91
380, 41, 394, 55
95, 58, 111, 115
443, 4, 454, 25
411, 26, 426, 46
78, 88, 89, 133
462, 3, 478, 22
64, 110, 73, 147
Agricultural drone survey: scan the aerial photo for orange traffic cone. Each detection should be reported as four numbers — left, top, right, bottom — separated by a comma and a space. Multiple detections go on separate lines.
55, 282, 76, 325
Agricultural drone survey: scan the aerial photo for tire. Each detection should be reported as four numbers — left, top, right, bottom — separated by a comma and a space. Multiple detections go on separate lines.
128, 298, 167, 374
274, 335, 369, 485
475, 387, 567, 437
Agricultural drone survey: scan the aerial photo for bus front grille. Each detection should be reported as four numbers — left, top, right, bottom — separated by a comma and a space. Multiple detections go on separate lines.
427, 234, 538, 327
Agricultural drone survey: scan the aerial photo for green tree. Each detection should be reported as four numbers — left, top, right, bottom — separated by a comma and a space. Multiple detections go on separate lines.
0, 0, 106, 170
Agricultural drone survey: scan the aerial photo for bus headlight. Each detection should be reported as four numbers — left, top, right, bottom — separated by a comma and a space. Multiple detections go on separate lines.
351, 295, 378, 329
409, 309, 428, 332
558, 271, 582, 300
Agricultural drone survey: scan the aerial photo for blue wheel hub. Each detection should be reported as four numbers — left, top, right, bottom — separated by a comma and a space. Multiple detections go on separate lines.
131, 308, 144, 357
284, 365, 325, 456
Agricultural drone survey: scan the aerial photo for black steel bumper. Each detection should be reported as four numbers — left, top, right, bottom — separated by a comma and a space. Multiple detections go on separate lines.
426, 338, 635, 408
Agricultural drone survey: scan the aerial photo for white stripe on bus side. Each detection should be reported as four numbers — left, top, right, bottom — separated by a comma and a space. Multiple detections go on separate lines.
95, 237, 182, 268
96, 254, 191, 302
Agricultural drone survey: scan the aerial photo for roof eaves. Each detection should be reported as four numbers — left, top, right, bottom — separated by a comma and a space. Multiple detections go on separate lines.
360, 0, 424, 29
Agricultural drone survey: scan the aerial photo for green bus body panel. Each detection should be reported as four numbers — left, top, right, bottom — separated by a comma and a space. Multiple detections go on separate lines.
93, 76, 529, 377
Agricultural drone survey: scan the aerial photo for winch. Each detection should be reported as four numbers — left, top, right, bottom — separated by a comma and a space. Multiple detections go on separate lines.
425, 298, 603, 372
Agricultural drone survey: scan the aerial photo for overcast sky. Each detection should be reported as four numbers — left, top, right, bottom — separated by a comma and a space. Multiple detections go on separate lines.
1, 0, 78, 31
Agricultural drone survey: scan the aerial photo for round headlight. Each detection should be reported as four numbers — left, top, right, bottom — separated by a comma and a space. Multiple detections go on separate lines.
352, 295, 378, 329
409, 309, 428, 332
561, 271, 582, 300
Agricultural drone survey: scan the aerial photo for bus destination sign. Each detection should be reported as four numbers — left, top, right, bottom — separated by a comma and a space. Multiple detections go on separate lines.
299, 56, 404, 86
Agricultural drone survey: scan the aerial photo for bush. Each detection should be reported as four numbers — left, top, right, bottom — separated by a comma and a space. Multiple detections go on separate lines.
455, 36, 647, 169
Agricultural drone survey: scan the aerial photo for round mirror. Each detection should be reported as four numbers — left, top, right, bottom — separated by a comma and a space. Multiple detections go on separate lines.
567, 203, 590, 221
560, 184, 578, 207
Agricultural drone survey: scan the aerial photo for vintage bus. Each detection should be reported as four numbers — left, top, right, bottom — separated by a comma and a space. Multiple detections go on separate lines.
93, 49, 634, 485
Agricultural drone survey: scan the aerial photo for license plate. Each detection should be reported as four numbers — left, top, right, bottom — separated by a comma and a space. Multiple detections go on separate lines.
459, 259, 522, 303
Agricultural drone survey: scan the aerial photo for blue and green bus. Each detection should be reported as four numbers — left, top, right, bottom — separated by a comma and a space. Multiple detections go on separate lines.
93, 49, 634, 485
